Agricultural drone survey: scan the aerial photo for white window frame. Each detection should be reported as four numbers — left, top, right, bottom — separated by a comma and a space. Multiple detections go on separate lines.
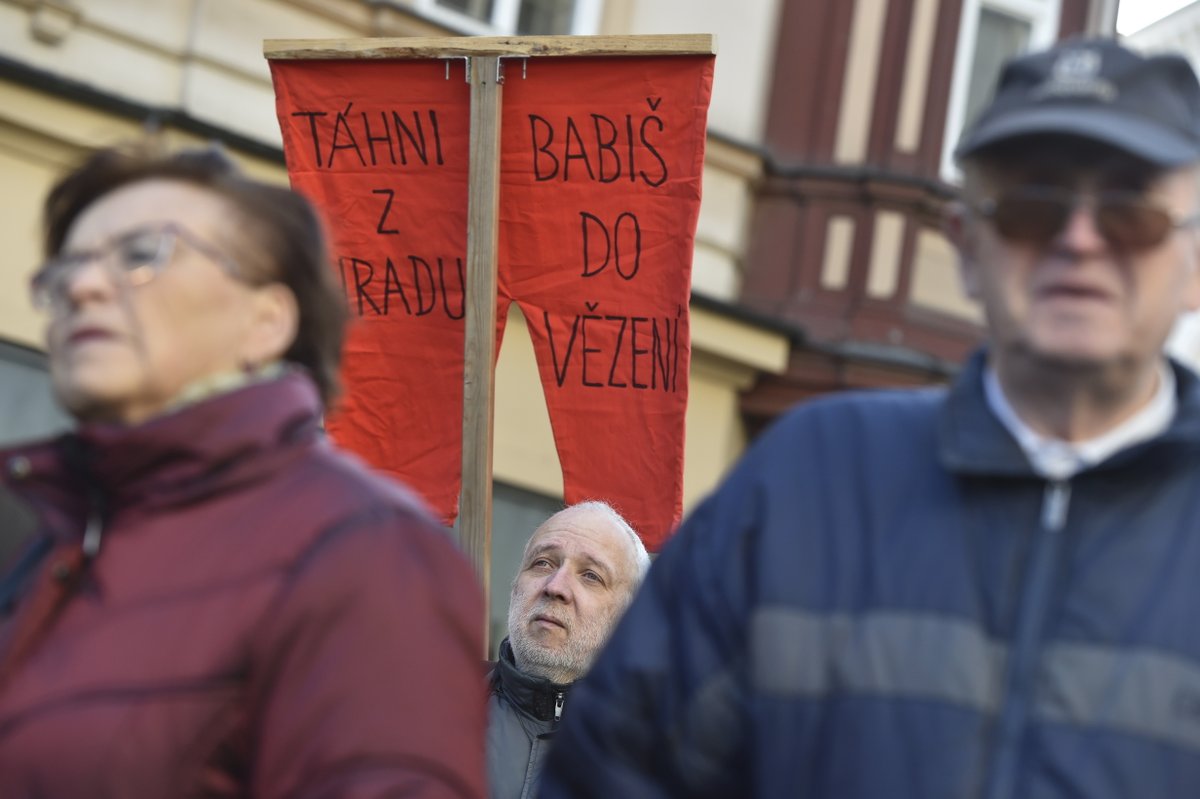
409, 0, 603, 36
941, 0, 1061, 182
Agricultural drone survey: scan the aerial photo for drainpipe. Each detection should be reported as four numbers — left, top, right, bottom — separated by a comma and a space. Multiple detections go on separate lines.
179, 0, 206, 113
1086, 0, 1119, 36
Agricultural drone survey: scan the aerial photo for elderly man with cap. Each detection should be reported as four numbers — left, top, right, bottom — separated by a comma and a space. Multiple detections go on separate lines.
541, 37, 1200, 799
487, 501, 648, 799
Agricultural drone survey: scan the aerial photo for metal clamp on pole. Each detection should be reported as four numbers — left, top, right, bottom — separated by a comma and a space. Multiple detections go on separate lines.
443, 55, 470, 82
494, 56, 529, 84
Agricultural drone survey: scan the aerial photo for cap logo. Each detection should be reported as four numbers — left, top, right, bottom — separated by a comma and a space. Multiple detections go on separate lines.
1054, 49, 1100, 81
1033, 47, 1117, 102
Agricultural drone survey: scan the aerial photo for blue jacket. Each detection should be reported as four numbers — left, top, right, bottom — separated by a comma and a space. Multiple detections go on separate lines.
541, 352, 1200, 799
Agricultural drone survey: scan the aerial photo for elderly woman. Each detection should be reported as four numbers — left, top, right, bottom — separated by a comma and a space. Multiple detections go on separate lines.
0, 144, 485, 797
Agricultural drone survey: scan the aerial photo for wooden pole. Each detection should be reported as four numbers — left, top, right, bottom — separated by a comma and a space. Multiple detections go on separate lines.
462, 55, 502, 654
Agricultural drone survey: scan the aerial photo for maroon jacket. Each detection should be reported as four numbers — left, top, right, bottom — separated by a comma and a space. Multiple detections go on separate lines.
0, 373, 485, 798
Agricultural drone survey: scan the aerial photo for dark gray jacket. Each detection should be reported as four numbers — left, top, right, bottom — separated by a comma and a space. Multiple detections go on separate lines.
487, 638, 569, 799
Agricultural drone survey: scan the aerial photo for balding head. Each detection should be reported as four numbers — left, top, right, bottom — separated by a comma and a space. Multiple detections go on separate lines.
506, 502, 649, 684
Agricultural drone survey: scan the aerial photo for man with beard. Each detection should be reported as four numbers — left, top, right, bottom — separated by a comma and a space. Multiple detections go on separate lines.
487, 501, 649, 799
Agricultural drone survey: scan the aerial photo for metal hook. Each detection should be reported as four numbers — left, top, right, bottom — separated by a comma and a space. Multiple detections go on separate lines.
494, 56, 529, 85
443, 56, 470, 83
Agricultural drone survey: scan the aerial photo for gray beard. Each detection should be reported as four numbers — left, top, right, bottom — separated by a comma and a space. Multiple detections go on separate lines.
506, 599, 617, 685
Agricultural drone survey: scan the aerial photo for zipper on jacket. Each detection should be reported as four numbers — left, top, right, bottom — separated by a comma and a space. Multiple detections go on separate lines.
1040, 482, 1069, 531
981, 480, 1071, 799
553, 691, 564, 721
81, 485, 104, 560
81, 510, 103, 559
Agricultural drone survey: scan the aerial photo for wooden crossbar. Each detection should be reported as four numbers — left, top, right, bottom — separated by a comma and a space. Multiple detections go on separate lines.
264, 34, 716, 60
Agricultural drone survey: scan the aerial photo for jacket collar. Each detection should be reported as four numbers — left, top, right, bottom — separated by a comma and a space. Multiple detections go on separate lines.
73, 370, 320, 500
1, 372, 323, 540
493, 638, 570, 722
939, 349, 1200, 477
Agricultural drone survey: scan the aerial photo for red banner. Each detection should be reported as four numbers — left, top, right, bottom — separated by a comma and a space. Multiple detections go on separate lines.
271, 59, 470, 521
270, 53, 714, 550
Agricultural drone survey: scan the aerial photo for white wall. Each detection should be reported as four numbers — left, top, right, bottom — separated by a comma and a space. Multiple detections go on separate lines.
616, 0, 782, 144
1127, 2, 1200, 371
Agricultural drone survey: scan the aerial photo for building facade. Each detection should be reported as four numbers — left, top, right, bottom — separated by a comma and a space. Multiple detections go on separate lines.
1125, 2, 1200, 361
737, 0, 1119, 427
0, 0, 1121, 644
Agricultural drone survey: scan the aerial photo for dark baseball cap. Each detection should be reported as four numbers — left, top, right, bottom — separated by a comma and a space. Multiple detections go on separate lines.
955, 37, 1200, 166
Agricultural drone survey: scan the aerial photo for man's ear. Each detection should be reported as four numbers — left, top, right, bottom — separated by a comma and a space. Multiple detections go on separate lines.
945, 201, 982, 300
1183, 231, 1200, 313
243, 283, 299, 367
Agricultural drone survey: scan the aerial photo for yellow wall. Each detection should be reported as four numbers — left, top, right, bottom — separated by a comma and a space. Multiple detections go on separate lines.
0, 77, 290, 347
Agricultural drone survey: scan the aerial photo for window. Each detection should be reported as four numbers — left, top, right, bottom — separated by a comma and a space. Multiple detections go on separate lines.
437, 0, 494, 21
963, 9, 1032, 131
0, 339, 71, 448
0, 340, 70, 565
516, 0, 579, 35
941, 0, 1061, 180
415, 0, 602, 35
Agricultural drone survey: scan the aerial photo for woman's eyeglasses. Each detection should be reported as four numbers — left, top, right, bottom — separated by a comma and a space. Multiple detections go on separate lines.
971, 186, 1200, 252
30, 223, 240, 314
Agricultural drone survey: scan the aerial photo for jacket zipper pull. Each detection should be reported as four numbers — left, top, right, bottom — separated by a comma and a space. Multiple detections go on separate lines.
1041, 481, 1071, 532
81, 511, 103, 559
81, 485, 105, 560
554, 691, 564, 721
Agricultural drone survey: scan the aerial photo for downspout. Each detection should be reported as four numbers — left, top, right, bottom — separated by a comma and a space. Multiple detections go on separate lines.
178, 0, 206, 116
1086, 0, 1119, 35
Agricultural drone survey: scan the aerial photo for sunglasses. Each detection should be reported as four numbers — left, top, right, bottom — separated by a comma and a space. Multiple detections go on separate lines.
971, 185, 1200, 251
